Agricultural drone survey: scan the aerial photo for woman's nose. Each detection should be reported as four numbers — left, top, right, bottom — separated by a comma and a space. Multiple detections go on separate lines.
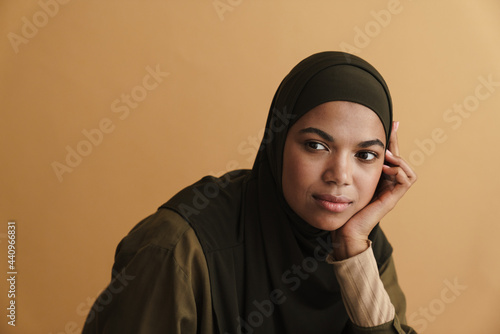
322, 153, 353, 186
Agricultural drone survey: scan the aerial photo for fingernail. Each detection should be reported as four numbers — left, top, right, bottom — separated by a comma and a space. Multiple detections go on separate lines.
386, 150, 393, 156
394, 121, 399, 131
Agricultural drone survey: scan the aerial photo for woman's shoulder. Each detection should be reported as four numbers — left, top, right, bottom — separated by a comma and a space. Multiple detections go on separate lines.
110, 208, 203, 275
160, 170, 252, 252
92, 210, 213, 334
116, 208, 195, 257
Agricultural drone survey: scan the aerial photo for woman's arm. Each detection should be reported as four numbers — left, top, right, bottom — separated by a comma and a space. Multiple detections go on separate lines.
329, 246, 417, 333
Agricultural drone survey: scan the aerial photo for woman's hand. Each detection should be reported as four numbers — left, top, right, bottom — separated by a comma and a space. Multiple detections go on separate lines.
330, 121, 417, 260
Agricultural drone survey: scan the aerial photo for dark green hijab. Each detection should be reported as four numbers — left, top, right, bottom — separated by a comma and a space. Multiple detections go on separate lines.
163, 51, 394, 333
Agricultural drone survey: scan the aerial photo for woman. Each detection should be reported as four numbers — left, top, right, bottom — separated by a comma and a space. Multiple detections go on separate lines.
83, 51, 417, 333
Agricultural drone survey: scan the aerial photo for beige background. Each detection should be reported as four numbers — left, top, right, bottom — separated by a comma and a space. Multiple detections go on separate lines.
1, 1, 500, 333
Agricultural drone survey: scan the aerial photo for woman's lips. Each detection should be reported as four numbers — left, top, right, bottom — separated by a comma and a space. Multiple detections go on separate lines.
313, 194, 352, 213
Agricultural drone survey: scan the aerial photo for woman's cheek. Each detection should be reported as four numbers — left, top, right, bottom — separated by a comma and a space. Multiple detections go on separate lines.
359, 169, 382, 201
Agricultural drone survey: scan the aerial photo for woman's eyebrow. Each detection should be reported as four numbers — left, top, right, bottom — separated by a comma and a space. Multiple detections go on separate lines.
298, 127, 333, 142
299, 127, 384, 149
357, 139, 385, 149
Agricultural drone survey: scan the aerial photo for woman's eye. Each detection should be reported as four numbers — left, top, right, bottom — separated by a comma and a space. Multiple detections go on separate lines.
306, 142, 327, 151
356, 151, 377, 161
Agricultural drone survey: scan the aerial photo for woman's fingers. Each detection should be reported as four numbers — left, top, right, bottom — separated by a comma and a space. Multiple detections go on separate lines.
384, 151, 417, 185
378, 149, 417, 207
388, 121, 400, 156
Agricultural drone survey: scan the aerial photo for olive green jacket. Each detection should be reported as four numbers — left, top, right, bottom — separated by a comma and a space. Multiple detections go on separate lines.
82, 209, 416, 333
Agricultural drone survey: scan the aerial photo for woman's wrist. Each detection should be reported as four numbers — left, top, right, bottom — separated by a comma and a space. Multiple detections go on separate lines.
331, 237, 370, 261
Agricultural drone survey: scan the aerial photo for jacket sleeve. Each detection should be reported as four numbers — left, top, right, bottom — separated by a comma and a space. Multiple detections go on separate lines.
81, 210, 214, 334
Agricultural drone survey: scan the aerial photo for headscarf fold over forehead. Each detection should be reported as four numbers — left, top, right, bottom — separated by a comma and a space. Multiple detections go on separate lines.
257, 51, 393, 187
294, 65, 391, 137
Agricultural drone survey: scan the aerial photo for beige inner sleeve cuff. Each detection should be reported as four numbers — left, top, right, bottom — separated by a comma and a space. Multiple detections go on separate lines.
327, 243, 395, 328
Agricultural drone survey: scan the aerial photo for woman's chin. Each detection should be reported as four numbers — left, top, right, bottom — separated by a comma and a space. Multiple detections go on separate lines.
304, 216, 350, 232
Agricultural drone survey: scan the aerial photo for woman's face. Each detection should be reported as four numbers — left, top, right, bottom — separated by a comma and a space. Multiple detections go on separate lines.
282, 101, 386, 231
